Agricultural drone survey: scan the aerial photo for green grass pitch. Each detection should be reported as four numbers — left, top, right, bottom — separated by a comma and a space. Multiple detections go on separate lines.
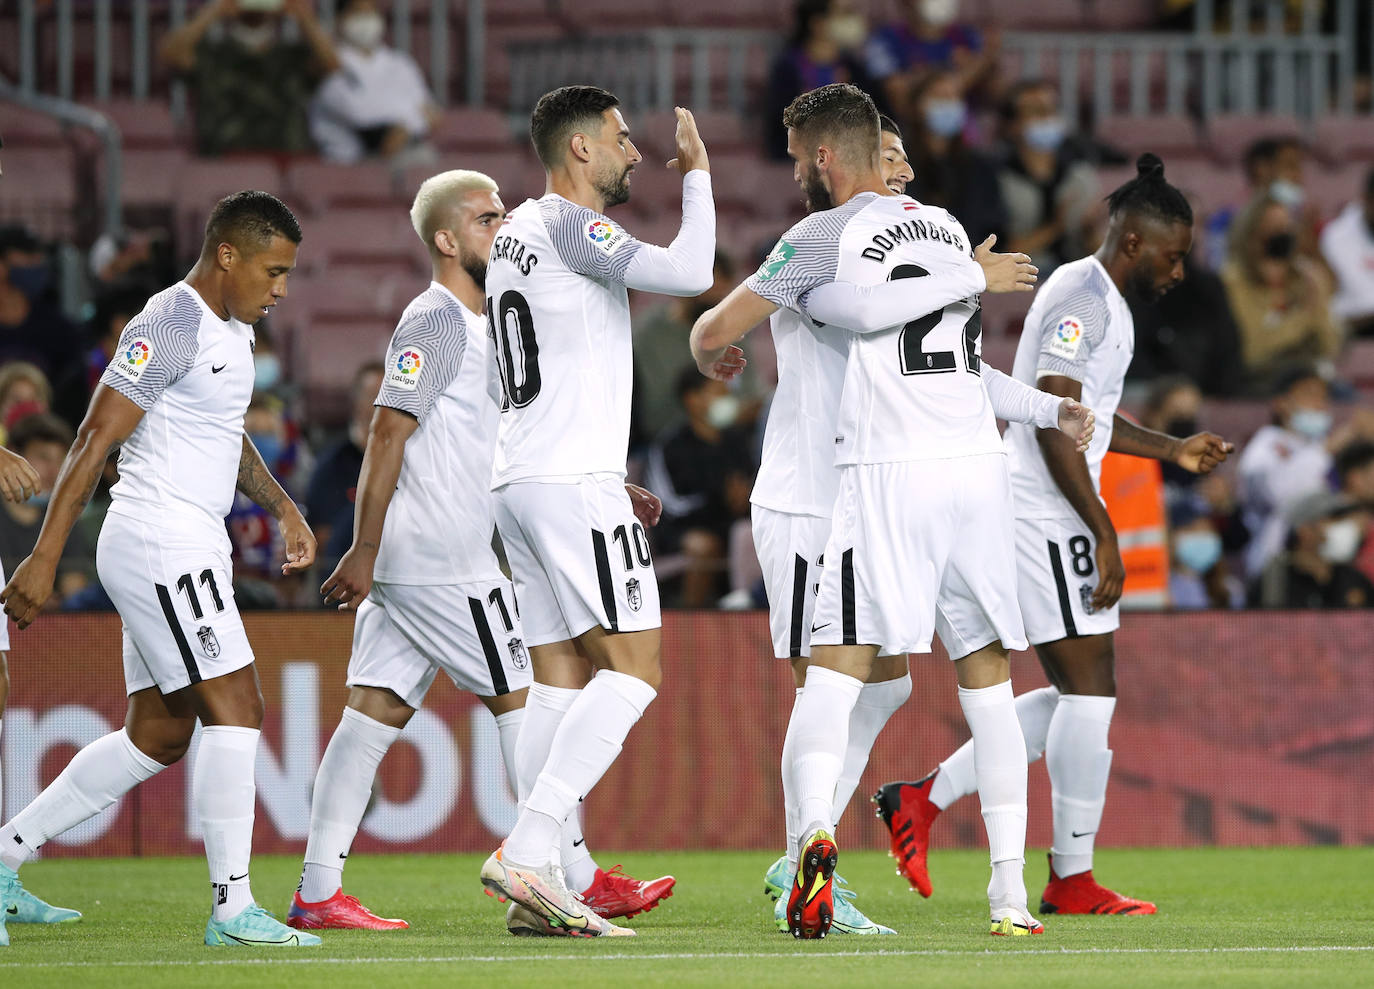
2, 848, 1371, 987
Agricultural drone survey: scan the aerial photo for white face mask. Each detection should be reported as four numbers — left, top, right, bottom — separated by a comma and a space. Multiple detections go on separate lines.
1319, 517, 1363, 564
827, 14, 867, 50
920, 0, 959, 27
706, 394, 741, 430
1269, 179, 1305, 209
229, 21, 278, 52
341, 12, 385, 51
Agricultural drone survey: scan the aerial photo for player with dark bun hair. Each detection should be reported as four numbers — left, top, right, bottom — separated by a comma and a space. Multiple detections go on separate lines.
874, 154, 1234, 917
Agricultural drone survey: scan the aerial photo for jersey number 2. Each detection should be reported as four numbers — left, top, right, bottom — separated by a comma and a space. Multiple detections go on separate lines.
888, 264, 982, 377
487, 290, 542, 409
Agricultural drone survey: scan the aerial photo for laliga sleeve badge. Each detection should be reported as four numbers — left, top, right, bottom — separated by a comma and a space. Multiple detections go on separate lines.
1046, 315, 1085, 361
586, 219, 628, 257
110, 336, 154, 383
387, 347, 425, 391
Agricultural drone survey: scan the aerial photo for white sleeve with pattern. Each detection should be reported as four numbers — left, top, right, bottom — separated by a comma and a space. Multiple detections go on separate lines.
621, 170, 716, 296
1033, 265, 1111, 381
375, 302, 467, 422
99, 289, 202, 410
798, 261, 987, 333
744, 199, 866, 312
983, 362, 1061, 428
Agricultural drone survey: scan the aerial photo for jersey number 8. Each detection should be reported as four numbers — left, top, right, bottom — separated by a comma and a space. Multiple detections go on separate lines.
888, 264, 982, 377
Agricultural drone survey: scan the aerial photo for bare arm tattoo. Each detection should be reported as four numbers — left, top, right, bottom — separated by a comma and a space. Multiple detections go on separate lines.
236, 434, 291, 519
1108, 414, 1179, 462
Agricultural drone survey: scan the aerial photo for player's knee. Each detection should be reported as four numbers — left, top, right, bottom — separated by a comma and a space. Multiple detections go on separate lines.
129, 724, 194, 766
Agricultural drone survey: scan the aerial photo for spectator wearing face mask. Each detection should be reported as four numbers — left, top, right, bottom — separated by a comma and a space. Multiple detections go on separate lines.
1168, 495, 1244, 610
1221, 194, 1341, 394
1319, 166, 1374, 338
0, 226, 83, 382
160, 0, 340, 156
996, 79, 1100, 275
902, 69, 1006, 246
0, 361, 53, 443
0, 413, 89, 608
309, 0, 439, 167
643, 367, 757, 608
1205, 136, 1317, 271
306, 361, 383, 582
765, 0, 884, 160
227, 395, 306, 608
1236, 367, 1374, 579
864, 0, 1000, 124
1255, 491, 1373, 608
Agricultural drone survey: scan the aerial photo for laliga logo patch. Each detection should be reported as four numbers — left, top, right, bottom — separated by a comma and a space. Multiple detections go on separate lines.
1047, 315, 1085, 361
387, 347, 425, 391
586, 219, 627, 257
110, 336, 154, 383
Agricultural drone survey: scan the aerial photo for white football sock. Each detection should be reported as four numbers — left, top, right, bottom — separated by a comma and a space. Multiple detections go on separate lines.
561, 802, 596, 893
494, 708, 524, 795
505, 670, 656, 867
790, 666, 863, 840
832, 673, 910, 827
958, 681, 1028, 910
1046, 694, 1116, 879
0, 729, 163, 872
196, 726, 260, 922
514, 683, 580, 805
930, 685, 1061, 810
781, 687, 802, 873
299, 707, 401, 903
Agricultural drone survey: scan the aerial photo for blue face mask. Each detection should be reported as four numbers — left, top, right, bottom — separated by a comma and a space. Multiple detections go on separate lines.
924, 100, 967, 138
7, 262, 51, 301
254, 353, 283, 392
1023, 117, 1066, 152
1174, 530, 1222, 574
250, 433, 283, 468
1289, 408, 1332, 441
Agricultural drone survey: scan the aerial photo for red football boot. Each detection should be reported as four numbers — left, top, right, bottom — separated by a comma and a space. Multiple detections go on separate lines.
286, 890, 409, 930
786, 829, 838, 940
1039, 855, 1157, 916
579, 865, 675, 920
872, 771, 942, 897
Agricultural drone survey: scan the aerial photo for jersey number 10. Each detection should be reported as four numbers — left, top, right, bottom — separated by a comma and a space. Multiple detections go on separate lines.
888, 264, 982, 377
487, 290, 542, 410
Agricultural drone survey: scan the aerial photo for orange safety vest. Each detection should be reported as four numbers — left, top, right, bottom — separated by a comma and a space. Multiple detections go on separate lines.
1098, 450, 1169, 609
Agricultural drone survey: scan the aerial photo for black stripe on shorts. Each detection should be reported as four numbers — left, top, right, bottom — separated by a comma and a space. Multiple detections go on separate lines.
591, 529, 619, 632
1046, 541, 1079, 639
840, 549, 856, 645
468, 597, 510, 696
788, 553, 808, 657
155, 582, 202, 685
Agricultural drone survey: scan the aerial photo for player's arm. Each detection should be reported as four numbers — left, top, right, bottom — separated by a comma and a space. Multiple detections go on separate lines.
689, 282, 772, 381
0, 447, 41, 503
0, 385, 145, 627
320, 406, 418, 610
1108, 414, 1233, 474
237, 434, 315, 576
1034, 373, 1123, 611
983, 363, 1093, 450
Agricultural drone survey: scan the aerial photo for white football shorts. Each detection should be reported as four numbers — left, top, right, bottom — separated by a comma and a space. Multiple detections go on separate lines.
811, 454, 1028, 658
494, 473, 661, 647
97, 510, 254, 695
347, 578, 532, 708
1013, 516, 1121, 644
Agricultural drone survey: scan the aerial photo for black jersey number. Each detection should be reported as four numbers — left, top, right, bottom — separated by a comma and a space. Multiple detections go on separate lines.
487, 289, 541, 409
176, 568, 225, 620
888, 264, 982, 376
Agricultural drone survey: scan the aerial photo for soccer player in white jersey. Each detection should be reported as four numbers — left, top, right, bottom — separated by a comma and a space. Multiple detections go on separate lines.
0, 192, 320, 949
692, 84, 1095, 939
874, 154, 1234, 916
279, 170, 529, 931
477, 86, 715, 937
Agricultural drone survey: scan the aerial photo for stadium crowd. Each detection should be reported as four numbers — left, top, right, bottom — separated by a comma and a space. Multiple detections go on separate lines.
4, 0, 1374, 613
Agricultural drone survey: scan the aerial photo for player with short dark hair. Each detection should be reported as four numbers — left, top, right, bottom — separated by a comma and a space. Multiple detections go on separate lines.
0, 191, 319, 949
874, 154, 1233, 917
477, 86, 715, 937
878, 114, 914, 194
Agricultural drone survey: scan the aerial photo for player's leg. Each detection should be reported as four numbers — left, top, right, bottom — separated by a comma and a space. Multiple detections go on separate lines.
832, 654, 911, 827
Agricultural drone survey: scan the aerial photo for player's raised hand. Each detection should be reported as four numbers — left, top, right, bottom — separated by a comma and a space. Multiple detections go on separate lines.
1173, 432, 1234, 474
0, 554, 57, 629
700, 344, 747, 382
279, 508, 317, 575
1057, 399, 1095, 453
667, 107, 710, 176
625, 483, 663, 528
973, 235, 1037, 293
0, 447, 41, 503
1092, 535, 1126, 612
320, 545, 376, 611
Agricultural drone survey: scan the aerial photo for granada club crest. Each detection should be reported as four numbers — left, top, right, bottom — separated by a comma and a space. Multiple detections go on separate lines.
1079, 583, 1096, 616
508, 637, 529, 670
625, 578, 643, 613
197, 625, 222, 658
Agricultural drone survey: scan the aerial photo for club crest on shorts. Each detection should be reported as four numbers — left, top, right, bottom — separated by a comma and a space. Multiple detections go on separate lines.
507, 637, 529, 670
197, 625, 221, 658
625, 577, 643, 613
1079, 584, 1096, 616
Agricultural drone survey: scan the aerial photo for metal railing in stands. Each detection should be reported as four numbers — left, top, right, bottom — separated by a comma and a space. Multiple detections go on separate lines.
7, 0, 487, 112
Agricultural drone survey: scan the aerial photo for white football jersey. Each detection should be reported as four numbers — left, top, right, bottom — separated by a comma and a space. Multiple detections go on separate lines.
486, 195, 647, 486
101, 282, 255, 538
371, 283, 504, 585
1004, 255, 1135, 519
749, 192, 999, 467
749, 308, 849, 518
